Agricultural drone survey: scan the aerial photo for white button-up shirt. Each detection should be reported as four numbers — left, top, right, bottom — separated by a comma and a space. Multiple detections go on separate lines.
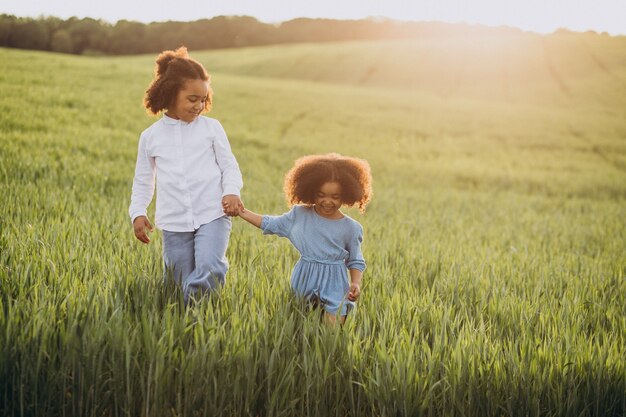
129, 114, 243, 232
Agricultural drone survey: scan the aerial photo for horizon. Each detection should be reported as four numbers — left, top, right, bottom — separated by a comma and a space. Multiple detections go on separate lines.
2, 0, 625, 36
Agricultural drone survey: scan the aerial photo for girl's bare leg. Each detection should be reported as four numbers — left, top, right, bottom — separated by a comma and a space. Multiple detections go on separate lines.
323, 312, 347, 325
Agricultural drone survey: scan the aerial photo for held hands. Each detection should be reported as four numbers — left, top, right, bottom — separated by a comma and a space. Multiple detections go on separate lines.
133, 216, 153, 244
347, 282, 361, 302
133, 197, 241, 245
222, 195, 244, 216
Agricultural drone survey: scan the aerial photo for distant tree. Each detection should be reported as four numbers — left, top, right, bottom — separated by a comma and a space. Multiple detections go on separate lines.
39, 16, 67, 50
0, 13, 536, 55
144, 21, 187, 52
108, 20, 146, 54
223, 15, 276, 47
0, 14, 15, 46
178, 20, 209, 50
204, 16, 238, 48
553, 28, 575, 36
67, 17, 109, 54
8, 18, 49, 50
50, 29, 73, 53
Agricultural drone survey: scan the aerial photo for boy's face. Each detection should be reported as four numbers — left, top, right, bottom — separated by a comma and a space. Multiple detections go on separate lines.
167, 79, 209, 123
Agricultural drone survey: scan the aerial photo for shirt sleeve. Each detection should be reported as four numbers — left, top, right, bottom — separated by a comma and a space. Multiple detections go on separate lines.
346, 223, 366, 271
260, 206, 298, 238
213, 120, 243, 197
128, 132, 156, 223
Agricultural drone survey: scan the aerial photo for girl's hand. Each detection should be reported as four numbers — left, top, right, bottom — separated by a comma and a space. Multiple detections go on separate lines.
347, 283, 361, 301
222, 195, 244, 216
133, 216, 153, 244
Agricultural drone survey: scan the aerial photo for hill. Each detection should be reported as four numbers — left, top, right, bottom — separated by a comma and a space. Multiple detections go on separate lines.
196, 33, 626, 105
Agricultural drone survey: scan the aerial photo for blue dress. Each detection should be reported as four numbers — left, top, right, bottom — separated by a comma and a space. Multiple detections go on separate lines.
261, 205, 366, 315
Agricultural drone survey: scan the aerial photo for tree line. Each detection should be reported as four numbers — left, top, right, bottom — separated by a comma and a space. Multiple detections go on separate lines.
0, 14, 528, 55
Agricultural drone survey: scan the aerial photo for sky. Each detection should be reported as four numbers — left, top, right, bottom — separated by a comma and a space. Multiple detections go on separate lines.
2, 0, 625, 35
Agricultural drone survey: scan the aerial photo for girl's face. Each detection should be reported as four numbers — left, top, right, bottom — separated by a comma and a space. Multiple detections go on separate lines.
314, 181, 343, 219
167, 78, 209, 123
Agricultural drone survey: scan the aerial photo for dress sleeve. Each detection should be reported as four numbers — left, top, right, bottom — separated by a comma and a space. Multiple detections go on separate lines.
260, 206, 298, 238
346, 223, 366, 271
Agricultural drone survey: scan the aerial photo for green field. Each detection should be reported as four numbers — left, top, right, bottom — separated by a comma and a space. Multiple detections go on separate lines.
1, 31, 625, 417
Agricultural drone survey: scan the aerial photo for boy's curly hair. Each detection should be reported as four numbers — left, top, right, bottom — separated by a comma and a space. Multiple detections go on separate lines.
284, 153, 372, 213
143, 46, 212, 114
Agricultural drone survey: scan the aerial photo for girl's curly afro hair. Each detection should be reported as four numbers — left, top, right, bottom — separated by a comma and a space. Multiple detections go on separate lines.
284, 153, 372, 213
143, 46, 212, 115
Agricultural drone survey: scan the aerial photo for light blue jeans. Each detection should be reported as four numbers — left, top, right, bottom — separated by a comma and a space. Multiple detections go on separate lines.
162, 216, 232, 302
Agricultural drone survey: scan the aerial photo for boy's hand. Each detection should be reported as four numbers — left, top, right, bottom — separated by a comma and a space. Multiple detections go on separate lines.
222, 195, 244, 216
347, 283, 361, 301
133, 216, 153, 244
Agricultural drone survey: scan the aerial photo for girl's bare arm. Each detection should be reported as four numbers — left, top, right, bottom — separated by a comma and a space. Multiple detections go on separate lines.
347, 269, 363, 301
238, 208, 263, 228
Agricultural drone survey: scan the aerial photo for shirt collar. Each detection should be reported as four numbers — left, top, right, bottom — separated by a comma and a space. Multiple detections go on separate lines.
162, 113, 201, 126
162, 113, 180, 125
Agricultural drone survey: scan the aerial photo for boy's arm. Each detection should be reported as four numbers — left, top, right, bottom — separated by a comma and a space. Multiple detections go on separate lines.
238, 208, 263, 228
213, 120, 243, 197
129, 133, 156, 243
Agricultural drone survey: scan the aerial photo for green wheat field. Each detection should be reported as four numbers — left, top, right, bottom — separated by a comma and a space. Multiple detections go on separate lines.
1, 32, 626, 416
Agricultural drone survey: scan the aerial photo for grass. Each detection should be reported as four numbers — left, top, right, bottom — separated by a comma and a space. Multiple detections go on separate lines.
0, 33, 625, 416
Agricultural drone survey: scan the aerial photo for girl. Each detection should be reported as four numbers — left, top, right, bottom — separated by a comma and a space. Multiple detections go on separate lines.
233, 153, 372, 323
129, 46, 244, 303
